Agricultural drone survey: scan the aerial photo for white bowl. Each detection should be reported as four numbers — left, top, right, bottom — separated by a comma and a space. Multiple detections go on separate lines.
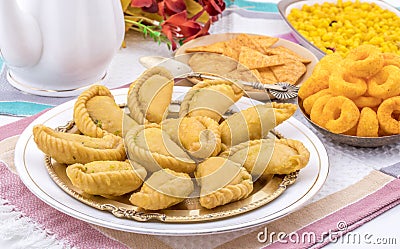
277, 0, 400, 59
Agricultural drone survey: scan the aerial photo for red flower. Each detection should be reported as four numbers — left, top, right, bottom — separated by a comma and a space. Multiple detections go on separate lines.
131, 0, 158, 13
158, 0, 186, 17
201, 0, 225, 16
161, 10, 211, 50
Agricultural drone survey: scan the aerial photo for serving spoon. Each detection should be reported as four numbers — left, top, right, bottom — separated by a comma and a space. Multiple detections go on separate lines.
139, 56, 299, 100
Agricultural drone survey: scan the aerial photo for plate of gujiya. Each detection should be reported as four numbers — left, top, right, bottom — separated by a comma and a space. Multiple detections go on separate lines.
15, 62, 329, 235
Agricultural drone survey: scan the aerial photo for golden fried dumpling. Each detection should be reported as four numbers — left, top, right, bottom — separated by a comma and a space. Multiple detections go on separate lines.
74, 85, 123, 137
179, 79, 243, 122
195, 157, 253, 209
129, 169, 194, 210
222, 139, 310, 180
220, 139, 274, 180
124, 123, 196, 173
33, 125, 126, 164
122, 112, 139, 136
219, 103, 297, 147
66, 160, 147, 196
161, 116, 222, 159
127, 67, 174, 124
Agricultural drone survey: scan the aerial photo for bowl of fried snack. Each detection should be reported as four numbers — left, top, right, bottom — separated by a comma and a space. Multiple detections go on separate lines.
279, 0, 400, 59
298, 44, 400, 147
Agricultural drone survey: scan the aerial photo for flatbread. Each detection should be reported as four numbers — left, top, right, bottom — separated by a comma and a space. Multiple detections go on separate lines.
270, 59, 306, 85
250, 35, 279, 54
185, 41, 227, 54
257, 67, 278, 84
238, 47, 285, 70
264, 46, 311, 64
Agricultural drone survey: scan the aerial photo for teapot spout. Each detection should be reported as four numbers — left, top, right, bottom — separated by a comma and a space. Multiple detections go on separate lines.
0, 0, 42, 67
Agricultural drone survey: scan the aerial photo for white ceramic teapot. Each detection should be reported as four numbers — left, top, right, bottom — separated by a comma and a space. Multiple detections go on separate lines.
0, 0, 125, 96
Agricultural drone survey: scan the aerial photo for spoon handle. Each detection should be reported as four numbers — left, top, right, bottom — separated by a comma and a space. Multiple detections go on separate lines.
185, 73, 288, 92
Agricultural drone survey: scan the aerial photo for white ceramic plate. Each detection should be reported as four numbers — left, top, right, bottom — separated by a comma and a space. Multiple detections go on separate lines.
14, 87, 329, 235
278, 0, 400, 59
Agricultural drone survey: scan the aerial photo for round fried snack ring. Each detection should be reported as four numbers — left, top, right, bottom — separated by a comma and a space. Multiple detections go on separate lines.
353, 95, 382, 109
302, 89, 332, 115
383, 53, 400, 68
342, 123, 358, 136
377, 96, 400, 135
298, 53, 343, 100
343, 44, 384, 79
314, 53, 343, 73
329, 67, 367, 99
310, 94, 333, 127
323, 96, 360, 134
298, 69, 330, 100
356, 107, 379, 137
367, 65, 400, 100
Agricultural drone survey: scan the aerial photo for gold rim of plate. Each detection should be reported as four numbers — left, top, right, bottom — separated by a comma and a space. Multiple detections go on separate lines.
44, 121, 299, 223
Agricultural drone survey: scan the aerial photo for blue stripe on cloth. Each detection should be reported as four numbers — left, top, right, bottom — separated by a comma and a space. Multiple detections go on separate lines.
225, 1, 400, 12
0, 101, 52, 117
226, 0, 279, 13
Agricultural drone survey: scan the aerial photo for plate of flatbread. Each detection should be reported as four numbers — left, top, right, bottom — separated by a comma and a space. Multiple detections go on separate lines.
15, 86, 329, 235
175, 33, 319, 101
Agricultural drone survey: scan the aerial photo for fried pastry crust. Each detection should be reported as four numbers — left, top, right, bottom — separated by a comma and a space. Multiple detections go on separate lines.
195, 157, 253, 209
125, 123, 196, 173
127, 67, 174, 124
66, 160, 147, 196
221, 138, 310, 180
129, 169, 194, 210
33, 125, 126, 164
219, 103, 297, 147
73, 85, 123, 137
179, 79, 243, 122
162, 116, 222, 159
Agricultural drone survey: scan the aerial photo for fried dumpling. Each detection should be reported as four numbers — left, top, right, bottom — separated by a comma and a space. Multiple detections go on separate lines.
73, 85, 123, 137
195, 157, 253, 209
129, 169, 194, 210
161, 116, 222, 159
221, 138, 310, 180
124, 123, 196, 173
219, 103, 297, 147
33, 125, 126, 164
220, 139, 275, 180
179, 79, 243, 122
66, 160, 147, 196
127, 67, 174, 124
122, 112, 139, 136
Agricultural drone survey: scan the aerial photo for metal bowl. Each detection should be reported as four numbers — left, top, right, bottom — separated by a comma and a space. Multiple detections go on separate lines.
298, 98, 400, 148
277, 0, 400, 59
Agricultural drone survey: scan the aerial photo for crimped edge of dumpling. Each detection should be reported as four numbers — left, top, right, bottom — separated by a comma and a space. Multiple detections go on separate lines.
127, 66, 174, 125
199, 166, 253, 209
179, 79, 244, 119
33, 124, 126, 165
265, 138, 310, 175
66, 160, 146, 196
73, 85, 115, 138
129, 169, 193, 210
125, 123, 196, 174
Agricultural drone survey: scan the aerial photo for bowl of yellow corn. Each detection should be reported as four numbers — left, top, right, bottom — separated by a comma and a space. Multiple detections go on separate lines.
278, 0, 400, 59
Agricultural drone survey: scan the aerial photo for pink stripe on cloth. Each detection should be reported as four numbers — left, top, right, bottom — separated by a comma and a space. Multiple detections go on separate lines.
264, 178, 400, 249
0, 110, 49, 141
0, 161, 129, 249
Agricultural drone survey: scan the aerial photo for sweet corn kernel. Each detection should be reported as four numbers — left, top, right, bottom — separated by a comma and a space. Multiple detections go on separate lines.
287, 0, 400, 56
